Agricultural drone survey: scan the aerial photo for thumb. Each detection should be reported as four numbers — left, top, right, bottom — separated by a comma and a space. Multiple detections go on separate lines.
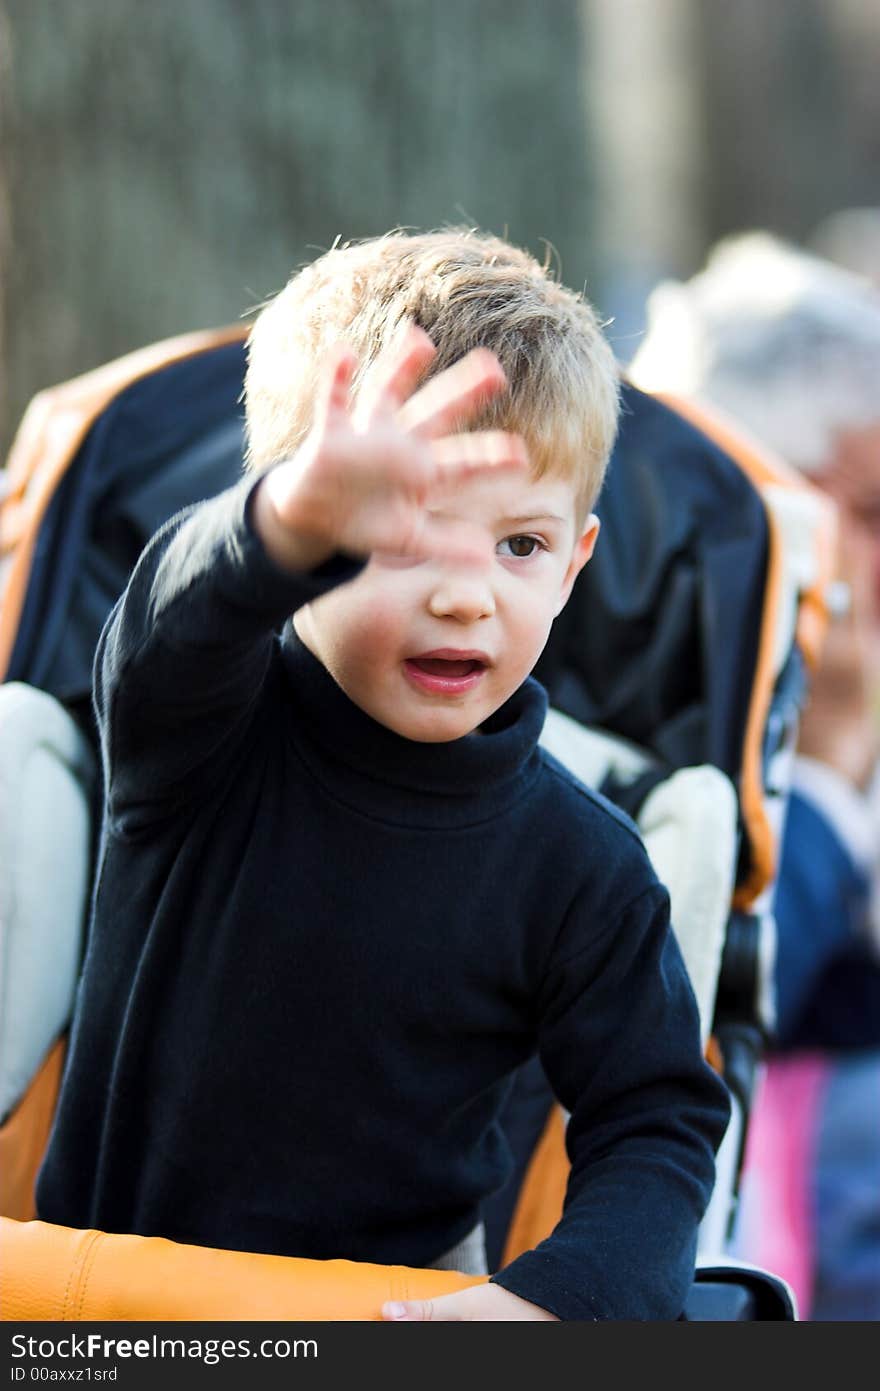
382, 1298, 437, 1321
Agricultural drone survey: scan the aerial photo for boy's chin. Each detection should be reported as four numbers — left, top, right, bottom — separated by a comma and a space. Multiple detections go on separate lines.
398, 722, 482, 744
384, 699, 504, 744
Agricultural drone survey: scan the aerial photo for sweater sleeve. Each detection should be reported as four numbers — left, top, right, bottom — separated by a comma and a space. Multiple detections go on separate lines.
95, 470, 360, 822
490, 881, 731, 1321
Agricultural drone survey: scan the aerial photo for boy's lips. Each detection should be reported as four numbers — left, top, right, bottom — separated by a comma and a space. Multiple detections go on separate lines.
403, 648, 491, 695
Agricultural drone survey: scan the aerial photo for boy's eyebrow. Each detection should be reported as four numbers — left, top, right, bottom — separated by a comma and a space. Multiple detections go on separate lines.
499, 513, 567, 526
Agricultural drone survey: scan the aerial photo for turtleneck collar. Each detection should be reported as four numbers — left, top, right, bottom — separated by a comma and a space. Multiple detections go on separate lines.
278, 624, 548, 826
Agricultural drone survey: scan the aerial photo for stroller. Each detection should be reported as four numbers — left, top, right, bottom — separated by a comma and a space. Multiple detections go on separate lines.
0, 325, 834, 1319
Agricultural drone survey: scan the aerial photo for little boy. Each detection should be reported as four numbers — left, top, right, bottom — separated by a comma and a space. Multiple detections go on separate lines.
37, 230, 730, 1320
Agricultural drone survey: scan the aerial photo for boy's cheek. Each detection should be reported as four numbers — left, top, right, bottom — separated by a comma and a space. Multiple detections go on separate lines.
327, 595, 404, 673
507, 607, 559, 679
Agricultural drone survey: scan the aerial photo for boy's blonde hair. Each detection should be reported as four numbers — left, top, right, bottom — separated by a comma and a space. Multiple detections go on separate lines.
244, 228, 620, 519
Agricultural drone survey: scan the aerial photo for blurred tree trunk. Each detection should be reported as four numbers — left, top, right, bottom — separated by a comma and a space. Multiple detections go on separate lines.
1, 0, 597, 456
695, 0, 880, 248
580, 0, 705, 353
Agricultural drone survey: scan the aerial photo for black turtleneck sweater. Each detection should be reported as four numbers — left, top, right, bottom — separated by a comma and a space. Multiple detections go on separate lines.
37, 475, 730, 1321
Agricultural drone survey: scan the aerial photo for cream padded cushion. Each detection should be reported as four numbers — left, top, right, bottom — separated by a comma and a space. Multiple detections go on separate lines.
540, 707, 737, 1044
0, 684, 95, 1121
639, 768, 737, 1042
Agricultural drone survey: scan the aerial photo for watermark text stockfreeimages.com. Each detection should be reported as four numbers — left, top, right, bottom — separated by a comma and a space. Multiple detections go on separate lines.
10, 1333, 317, 1370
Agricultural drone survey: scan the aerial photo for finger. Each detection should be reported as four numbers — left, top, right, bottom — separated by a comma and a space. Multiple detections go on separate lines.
358, 322, 438, 424
427, 430, 530, 488
315, 343, 358, 429
382, 1298, 447, 1321
397, 347, 509, 440
391, 514, 496, 568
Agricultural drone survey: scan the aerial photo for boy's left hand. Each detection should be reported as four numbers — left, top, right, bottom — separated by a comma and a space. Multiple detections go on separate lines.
382, 1284, 557, 1321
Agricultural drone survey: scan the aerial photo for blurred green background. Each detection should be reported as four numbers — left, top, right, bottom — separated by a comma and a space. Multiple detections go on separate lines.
2, 0, 879, 455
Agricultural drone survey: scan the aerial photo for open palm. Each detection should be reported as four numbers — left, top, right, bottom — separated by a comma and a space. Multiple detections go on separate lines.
264, 324, 528, 566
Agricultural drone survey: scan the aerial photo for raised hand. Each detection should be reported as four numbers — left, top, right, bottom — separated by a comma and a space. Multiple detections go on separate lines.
254, 324, 529, 572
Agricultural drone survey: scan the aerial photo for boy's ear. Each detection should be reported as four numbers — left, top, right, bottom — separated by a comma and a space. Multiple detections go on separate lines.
555, 515, 600, 616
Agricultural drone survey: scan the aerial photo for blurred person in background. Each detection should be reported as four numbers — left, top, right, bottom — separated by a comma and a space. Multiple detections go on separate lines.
810, 207, 880, 287
628, 231, 880, 1320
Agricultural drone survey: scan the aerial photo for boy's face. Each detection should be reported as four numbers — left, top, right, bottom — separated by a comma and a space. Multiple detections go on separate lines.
293, 471, 599, 742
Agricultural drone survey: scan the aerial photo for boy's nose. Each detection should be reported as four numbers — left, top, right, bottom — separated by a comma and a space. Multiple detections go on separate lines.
427, 572, 496, 623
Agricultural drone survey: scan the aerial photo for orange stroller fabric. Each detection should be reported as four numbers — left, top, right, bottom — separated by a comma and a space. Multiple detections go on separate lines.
0, 1039, 65, 1222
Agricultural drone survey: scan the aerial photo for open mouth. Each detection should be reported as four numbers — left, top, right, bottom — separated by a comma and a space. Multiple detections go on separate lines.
403, 654, 488, 694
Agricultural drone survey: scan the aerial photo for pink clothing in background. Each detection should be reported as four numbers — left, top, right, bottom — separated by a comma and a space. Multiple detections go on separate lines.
733, 1053, 831, 1319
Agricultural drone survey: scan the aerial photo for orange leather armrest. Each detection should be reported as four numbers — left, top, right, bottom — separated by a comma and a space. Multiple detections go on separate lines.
0, 1040, 66, 1222
0, 1218, 487, 1321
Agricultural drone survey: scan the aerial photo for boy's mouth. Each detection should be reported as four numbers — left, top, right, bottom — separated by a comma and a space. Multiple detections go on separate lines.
404, 649, 489, 695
